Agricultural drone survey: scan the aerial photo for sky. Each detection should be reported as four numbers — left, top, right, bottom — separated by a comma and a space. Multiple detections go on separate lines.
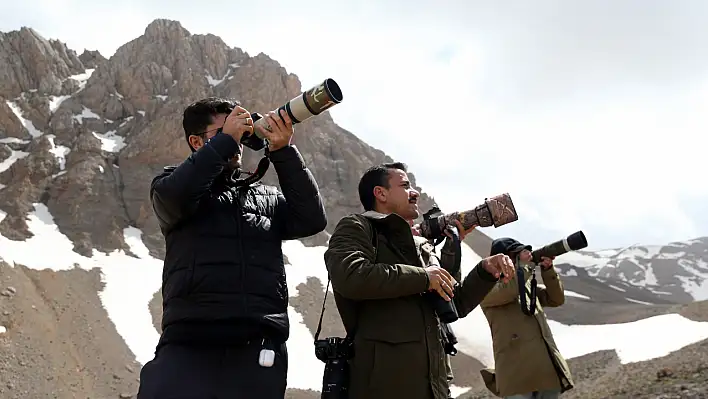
1, 0, 707, 250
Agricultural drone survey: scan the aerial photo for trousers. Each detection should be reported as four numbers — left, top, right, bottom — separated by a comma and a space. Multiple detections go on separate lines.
136, 341, 288, 399
505, 390, 561, 399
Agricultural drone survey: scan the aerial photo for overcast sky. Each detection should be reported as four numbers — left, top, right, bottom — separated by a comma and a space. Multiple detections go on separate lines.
2, 0, 707, 250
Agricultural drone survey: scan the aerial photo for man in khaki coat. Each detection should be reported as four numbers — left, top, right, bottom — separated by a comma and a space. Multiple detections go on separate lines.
324, 162, 516, 399
479, 237, 574, 399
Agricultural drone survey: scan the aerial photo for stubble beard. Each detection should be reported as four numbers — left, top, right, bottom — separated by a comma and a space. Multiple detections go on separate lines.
226, 154, 242, 171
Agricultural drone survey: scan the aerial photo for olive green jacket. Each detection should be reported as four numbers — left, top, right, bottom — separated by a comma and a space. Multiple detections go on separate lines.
324, 211, 498, 399
479, 263, 574, 397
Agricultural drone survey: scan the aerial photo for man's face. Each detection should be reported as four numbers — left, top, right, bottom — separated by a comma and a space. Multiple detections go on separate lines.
189, 113, 243, 170
375, 169, 420, 220
518, 249, 532, 263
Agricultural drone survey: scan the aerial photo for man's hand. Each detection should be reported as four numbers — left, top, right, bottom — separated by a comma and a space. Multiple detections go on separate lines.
445, 220, 477, 240
540, 256, 555, 270
222, 106, 254, 142
426, 266, 457, 301
255, 109, 294, 151
482, 253, 515, 283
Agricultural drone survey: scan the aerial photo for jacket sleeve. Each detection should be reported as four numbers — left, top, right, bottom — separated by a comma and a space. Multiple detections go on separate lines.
324, 215, 430, 300
440, 238, 462, 281
150, 133, 240, 232
453, 261, 499, 317
270, 145, 327, 240
537, 267, 565, 307
439, 238, 498, 317
480, 265, 528, 308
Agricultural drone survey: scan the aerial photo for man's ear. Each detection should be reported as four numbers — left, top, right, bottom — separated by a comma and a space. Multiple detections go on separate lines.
373, 186, 386, 203
188, 135, 204, 151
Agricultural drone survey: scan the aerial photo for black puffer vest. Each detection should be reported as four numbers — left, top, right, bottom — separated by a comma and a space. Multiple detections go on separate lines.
159, 169, 289, 344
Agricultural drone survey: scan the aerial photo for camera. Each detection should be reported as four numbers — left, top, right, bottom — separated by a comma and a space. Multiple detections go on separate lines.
440, 322, 459, 356
531, 230, 588, 264
314, 337, 354, 399
420, 207, 461, 323
424, 286, 460, 323
418, 193, 519, 240
240, 78, 343, 151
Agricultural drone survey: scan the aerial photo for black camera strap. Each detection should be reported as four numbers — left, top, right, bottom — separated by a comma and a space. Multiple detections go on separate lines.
435, 225, 461, 356
518, 264, 538, 316
314, 216, 379, 344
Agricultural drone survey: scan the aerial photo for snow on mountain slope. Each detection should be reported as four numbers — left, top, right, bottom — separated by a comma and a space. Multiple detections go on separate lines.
2, 202, 708, 397
555, 238, 708, 302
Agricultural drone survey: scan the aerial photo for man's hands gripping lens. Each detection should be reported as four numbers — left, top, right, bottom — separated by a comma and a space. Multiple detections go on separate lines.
425, 253, 515, 301
221, 106, 294, 151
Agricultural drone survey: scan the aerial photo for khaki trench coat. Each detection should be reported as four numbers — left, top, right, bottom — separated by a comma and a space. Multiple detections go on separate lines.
479, 262, 574, 397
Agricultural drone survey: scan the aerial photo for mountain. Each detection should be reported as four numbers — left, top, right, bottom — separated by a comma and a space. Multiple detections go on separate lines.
0, 19, 707, 399
554, 238, 708, 303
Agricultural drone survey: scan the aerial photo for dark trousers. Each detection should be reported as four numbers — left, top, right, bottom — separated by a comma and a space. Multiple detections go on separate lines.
136, 341, 288, 399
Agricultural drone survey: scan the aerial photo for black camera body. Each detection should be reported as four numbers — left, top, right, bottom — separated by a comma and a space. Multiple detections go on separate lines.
421, 206, 461, 324
424, 289, 460, 323
314, 337, 354, 399
240, 112, 268, 151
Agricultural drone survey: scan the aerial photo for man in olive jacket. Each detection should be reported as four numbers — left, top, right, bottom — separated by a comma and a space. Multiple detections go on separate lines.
324, 162, 515, 399
479, 237, 574, 399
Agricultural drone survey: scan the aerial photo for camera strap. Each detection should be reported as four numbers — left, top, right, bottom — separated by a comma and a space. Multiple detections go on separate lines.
233, 149, 271, 187
432, 225, 461, 356
518, 263, 538, 316
313, 216, 379, 344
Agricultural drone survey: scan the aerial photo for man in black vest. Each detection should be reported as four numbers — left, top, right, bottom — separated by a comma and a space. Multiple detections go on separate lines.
137, 98, 327, 399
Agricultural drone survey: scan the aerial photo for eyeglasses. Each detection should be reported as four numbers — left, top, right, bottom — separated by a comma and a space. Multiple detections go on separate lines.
194, 126, 223, 138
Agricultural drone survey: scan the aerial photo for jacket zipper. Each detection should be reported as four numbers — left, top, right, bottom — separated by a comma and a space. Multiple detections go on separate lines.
235, 187, 248, 316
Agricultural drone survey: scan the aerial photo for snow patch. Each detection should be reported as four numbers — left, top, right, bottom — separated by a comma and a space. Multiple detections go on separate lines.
91, 131, 126, 153
0, 204, 162, 365
46, 135, 70, 170
0, 146, 30, 174
68, 68, 95, 92
550, 314, 708, 364
205, 65, 238, 87
626, 298, 653, 305
563, 268, 578, 277
119, 116, 134, 128
0, 137, 30, 145
565, 290, 591, 300
48, 95, 70, 113
282, 240, 331, 297
5, 100, 43, 138
609, 284, 627, 292
450, 385, 471, 398
72, 106, 101, 124
285, 307, 325, 391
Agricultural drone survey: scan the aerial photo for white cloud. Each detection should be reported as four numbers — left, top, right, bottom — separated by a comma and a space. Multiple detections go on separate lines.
1, 0, 707, 249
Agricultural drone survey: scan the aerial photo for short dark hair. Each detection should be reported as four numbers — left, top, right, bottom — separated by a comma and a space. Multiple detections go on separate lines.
182, 97, 240, 151
358, 162, 407, 211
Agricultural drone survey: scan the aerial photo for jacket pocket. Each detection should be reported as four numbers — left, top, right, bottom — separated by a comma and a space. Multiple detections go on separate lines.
367, 338, 428, 396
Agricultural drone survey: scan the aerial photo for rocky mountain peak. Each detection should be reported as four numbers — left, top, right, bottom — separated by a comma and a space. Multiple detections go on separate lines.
144, 18, 192, 41
0, 18, 436, 258
0, 26, 84, 98
78, 50, 106, 69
